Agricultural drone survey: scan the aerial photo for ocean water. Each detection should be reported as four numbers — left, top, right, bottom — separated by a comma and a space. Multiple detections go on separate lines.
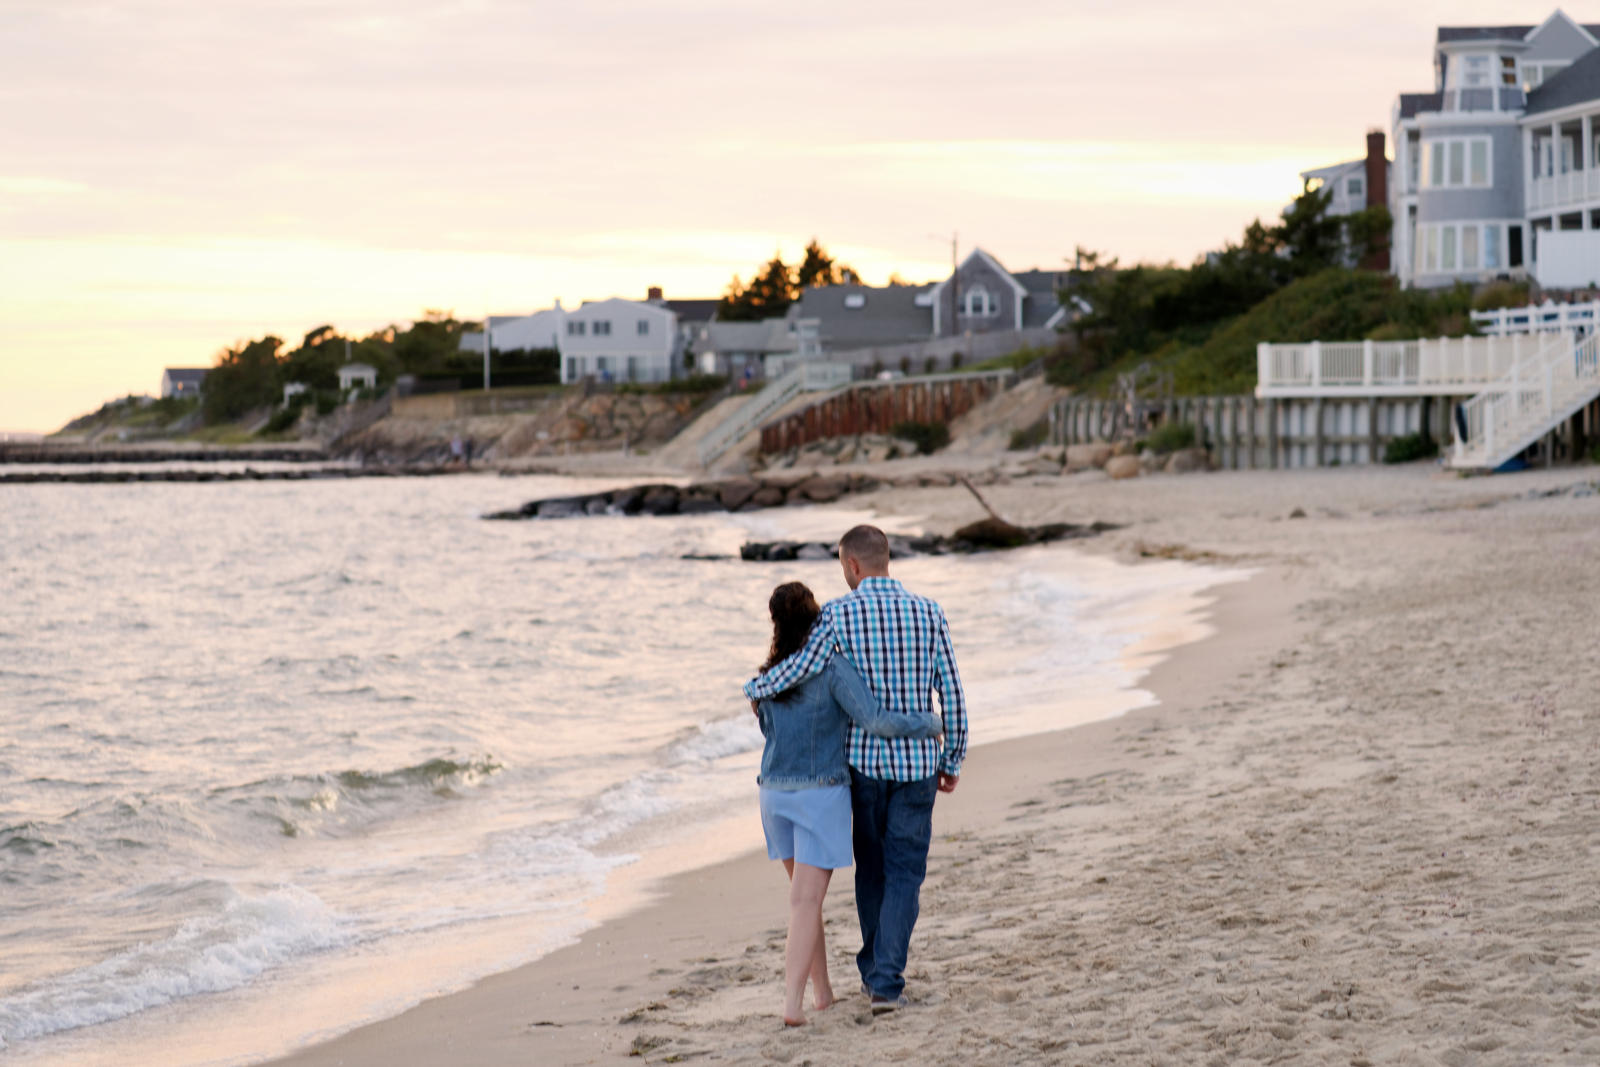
0, 473, 1244, 1065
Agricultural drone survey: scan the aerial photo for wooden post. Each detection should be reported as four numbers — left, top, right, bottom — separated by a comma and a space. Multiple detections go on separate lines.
1312, 400, 1324, 468
1268, 399, 1280, 469
1209, 396, 1223, 465
1245, 395, 1257, 469
1368, 398, 1380, 465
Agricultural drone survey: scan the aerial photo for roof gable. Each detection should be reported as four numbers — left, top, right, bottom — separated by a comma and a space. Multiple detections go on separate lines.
1524, 44, 1600, 114
1525, 9, 1599, 49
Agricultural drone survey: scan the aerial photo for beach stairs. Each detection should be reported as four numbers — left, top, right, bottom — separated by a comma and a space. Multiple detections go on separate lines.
1447, 330, 1600, 471
695, 361, 853, 468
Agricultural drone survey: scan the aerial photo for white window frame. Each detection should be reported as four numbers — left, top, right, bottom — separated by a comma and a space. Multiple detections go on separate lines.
963, 286, 994, 317
1416, 221, 1521, 276
636, 319, 649, 336
1424, 136, 1493, 189
1458, 53, 1491, 89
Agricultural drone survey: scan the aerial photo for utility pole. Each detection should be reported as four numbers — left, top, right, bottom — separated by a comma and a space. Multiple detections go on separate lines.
483, 309, 492, 391
950, 232, 959, 339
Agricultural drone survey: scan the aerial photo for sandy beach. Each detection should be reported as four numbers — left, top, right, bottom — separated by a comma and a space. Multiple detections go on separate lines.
268, 461, 1600, 1066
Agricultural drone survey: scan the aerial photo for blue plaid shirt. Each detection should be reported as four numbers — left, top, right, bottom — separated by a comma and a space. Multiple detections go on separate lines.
744, 577, 968, 781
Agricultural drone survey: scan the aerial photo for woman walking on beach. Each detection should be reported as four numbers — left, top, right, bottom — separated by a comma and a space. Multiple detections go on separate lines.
753, 582, 943, 1027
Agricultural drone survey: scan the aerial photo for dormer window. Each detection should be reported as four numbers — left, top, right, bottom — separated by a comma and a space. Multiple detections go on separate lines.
963, 286, 995, 317
1460, 54, 1490, 88
1501, 56, 1517, 87
1525, 61, 1569, 91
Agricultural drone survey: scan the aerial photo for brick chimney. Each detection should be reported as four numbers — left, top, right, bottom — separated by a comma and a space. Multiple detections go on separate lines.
1364, 129, 1390, 271
647, 286, 663, 302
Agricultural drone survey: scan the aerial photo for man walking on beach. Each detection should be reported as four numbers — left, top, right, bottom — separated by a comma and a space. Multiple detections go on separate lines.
744, 524, 968, 1013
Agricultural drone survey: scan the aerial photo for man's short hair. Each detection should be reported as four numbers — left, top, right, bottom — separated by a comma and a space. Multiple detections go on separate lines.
838, 524, 890, 569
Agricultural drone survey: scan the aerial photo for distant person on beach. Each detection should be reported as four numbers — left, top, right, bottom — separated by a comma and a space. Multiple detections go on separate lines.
752, 581, 944, 1027
449, 435, 464, 467
746, 525, 969, 1015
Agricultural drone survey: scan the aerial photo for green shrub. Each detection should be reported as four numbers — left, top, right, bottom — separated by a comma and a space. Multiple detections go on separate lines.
261, 405, 303, 435
1383, 431, 1440, 464
1146, 421, 1196, 454
1008, 420, 1049, 451
890, 420, 950, 455
315, 391, 340, 416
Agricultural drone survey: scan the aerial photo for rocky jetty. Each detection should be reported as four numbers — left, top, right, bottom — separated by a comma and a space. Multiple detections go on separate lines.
0, 444, 324, 465
736, 521, 1119, 562
483, 472, 894, 519
1, 465, 458, 485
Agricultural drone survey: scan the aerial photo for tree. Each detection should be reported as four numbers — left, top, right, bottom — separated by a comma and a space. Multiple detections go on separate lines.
718, 239, 860, 320
203, 335, 283, 423
1278, 186, 1343, 276
795, 238, 860, 289
718, 256, 793, 321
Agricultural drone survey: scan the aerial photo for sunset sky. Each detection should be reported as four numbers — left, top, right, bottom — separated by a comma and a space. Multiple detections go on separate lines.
0, 1, 1539, 432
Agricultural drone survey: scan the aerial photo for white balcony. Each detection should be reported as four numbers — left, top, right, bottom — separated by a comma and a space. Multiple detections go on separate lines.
1527, 169, 1600, 212
1256, 335, 1558, 398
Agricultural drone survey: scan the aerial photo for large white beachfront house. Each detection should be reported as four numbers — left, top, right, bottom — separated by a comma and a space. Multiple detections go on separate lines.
461, 293, 687, 385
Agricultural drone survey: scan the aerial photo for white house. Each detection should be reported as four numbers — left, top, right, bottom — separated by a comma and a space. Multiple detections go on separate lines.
160, 367, 208, 398
337, 362, 377, 392
558, 298, 682, 384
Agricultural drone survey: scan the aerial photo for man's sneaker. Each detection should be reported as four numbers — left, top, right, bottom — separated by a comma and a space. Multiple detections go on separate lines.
869, 994, 908, 1015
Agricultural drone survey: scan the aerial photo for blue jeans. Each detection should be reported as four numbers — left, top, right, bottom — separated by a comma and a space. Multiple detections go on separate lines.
850, 768, 938, 999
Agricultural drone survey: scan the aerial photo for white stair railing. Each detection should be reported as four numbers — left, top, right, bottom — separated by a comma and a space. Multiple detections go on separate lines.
696, 362, 853, 466
1450, 330, 1600, 469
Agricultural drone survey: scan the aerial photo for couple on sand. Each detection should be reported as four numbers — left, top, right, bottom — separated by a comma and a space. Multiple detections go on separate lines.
745, 524, 968, 1026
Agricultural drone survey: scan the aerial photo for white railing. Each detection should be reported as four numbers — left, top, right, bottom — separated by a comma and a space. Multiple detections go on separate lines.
1256, 335, 1544, 397
1451, 330, 1600, 468
1527, 169, 1600, 212
696, 361, 852, 466
1471, 299, 1600, 337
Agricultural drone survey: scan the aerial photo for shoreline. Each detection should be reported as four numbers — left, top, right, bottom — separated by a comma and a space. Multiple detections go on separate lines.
263, 560, 1292, 1066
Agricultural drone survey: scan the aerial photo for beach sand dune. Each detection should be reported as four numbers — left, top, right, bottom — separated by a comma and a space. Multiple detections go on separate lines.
273, 465, 1600, 1067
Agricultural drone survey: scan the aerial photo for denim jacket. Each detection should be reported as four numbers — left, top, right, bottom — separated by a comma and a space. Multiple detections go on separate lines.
756, 652, 942, 790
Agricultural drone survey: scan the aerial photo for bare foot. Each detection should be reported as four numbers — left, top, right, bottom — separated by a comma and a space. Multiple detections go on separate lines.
783, 1014, 807, 1027
813, 994, 837, 1012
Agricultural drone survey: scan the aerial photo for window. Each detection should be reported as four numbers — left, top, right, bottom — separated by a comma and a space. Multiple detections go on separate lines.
636, 319, 649, 336
626, 356, 640, 381
1441, 226, 1457, 271
1485, 225, 1501, 269
1408, 138, 1421, 189
1461, 54, 1490, 87
1425, 227, 1439, 272
1501, 55, 1517, 87
1509, 225, 1524, 267
566, 321, 586, 336
594, 320, 611, 336
1346, 176, 1364, 201
1424, 137, 1492, 188
844, 293, 866, 308
963, 286, 994, 317
1524, 61, 1569, 91
1462, 225, 1479, 270
564, 357, 578, 380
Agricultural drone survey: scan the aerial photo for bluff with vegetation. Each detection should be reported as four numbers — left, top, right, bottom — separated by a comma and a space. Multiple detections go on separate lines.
199, 311, 561, 427
1047, 188, 1530, 397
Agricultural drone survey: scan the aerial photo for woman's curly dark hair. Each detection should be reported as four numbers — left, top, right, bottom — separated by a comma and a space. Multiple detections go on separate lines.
760, 582, 820, 696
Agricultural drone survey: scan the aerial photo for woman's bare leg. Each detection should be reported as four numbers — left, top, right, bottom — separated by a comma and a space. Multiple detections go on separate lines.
782, 859, 835, 1012
782, 860, 833, 1025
